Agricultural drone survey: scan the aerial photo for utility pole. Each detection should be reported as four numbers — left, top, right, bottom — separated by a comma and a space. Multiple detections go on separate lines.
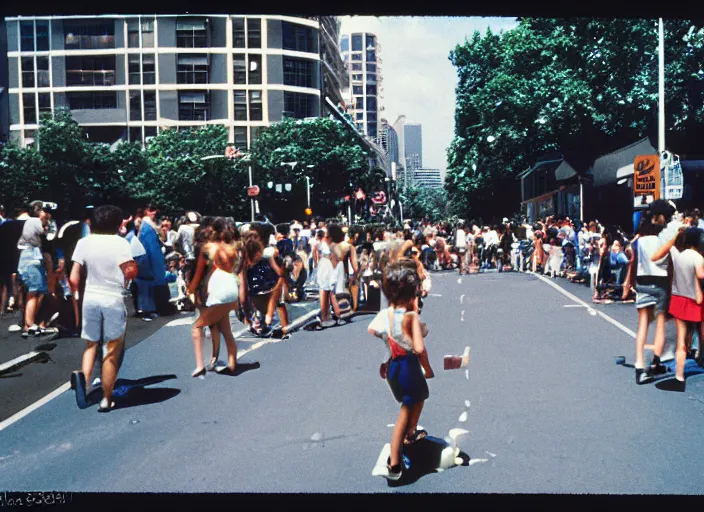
658, 17, 667, 198
248, 164, 255, 222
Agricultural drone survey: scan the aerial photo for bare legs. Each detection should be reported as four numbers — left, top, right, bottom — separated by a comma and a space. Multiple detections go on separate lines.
389, 405, 411, 467
635, 307, 666, 370
24, 292, 44, 330
192, 303, 236, 376
101, 336, 125, 406
675, 318, 687, 381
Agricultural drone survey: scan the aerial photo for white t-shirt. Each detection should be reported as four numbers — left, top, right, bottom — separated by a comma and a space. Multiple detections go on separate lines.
455, 230, 466, 248
670, 247, 704, 300
17, 217, 45, 249
300, 229, 312, 239
72, 234, 134, 298
368, 307, 415, 355
636, 235, 668, 277
176, 224, 195, 259
485, 230, 500, 246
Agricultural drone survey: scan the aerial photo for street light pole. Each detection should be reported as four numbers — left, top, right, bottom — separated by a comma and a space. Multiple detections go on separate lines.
249, 164, 255, 222
658, 17, 668, 200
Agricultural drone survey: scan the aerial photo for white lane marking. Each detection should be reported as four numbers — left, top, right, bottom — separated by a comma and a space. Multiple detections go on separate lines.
458, 411, 468, 422
0, 307, 320, 433
464, 400, 471, 408
0, 383, 71, 432
469, 458, 489, 465
530, 272, 637, 338
449, 428, 469, 441
0, 351, 44, 374
460, 311, 465, 322
429, 294, 443, 297
486, 451, 496, 457
563, 304, 585, 308
460, 294, 465, 304
465, 369, 469, 379
457, 278, 463, 284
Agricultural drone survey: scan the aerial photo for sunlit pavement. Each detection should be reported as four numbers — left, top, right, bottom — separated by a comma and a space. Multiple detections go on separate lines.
1, 272, 704, 493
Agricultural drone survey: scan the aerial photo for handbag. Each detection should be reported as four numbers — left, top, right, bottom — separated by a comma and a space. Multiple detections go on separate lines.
379, 308, 408, 379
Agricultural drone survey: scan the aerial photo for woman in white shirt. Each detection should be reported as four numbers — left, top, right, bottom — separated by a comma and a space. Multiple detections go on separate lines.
455, 224, 467, 275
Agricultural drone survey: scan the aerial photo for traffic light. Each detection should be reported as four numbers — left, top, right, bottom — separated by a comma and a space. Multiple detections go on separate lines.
305, 208, 312, 216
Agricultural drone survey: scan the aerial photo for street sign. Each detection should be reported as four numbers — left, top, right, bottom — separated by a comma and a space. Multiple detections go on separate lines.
662, 153, 683, 200
247, 186, 260, 197
633, 155, 660, 209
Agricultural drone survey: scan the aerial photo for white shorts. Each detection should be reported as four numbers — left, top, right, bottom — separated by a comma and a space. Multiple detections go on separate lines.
81, 293, 127, 343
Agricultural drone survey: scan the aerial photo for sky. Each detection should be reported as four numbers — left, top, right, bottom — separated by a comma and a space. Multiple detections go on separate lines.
339, 16, 518, 179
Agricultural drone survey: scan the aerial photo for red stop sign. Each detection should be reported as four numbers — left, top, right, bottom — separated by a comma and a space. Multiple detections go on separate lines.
247, 186, 260, 197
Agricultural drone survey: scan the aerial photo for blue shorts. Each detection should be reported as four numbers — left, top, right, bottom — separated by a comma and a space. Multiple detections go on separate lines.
387, 354, 429, 406
18, 250, 47, 295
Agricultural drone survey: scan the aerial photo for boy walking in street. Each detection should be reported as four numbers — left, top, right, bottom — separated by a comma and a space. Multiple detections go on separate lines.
69, 206, 138, 412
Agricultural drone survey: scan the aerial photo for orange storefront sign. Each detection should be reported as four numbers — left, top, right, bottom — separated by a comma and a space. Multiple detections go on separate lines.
633, 155, 660, 208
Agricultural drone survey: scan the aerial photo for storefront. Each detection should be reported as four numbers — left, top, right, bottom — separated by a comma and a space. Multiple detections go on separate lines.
520, 156, 588, 223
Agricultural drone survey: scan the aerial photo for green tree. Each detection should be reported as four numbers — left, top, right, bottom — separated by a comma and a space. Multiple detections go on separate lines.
447, 18, 704, 219
399, 186, 448, 222
249, 117, 380, 219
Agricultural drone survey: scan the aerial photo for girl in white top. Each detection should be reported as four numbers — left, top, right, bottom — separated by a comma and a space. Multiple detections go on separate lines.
649, 224, 704, 389
455, 225, 467, 275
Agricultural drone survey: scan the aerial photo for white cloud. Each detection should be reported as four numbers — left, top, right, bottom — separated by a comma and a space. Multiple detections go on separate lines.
339, 16, 518, 173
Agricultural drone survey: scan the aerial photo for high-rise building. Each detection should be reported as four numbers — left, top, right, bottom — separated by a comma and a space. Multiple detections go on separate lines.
339, 31, 382, 143
412, 168, 442, 189
0, 19, 9, 143
3, 15, 345, 147
381, 118, 398, 166
404, 122, 422, 170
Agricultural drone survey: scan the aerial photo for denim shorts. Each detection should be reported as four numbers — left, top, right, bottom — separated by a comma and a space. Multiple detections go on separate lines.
387, 353, 429, 406
18, 249, 47, 294
636, 283, 669, 315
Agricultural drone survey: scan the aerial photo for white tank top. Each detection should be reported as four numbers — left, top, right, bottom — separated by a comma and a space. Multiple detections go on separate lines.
636, 235, 668, 277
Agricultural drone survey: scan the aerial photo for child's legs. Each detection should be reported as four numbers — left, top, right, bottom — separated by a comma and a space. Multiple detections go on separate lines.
406, 400, 425, 436
675, 318, 687, 380
390, 404, 412, 467
635, 307, 652, 368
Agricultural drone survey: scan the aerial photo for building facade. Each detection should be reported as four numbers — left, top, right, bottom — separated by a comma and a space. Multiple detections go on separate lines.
4, 15, 342, 148
412, 168, 442, 189
339, 31, 382, 143
404, 122, 422, 171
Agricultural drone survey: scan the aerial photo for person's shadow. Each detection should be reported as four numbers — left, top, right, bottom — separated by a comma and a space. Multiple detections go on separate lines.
85, 374, 181, 410
386, 436, 471, 488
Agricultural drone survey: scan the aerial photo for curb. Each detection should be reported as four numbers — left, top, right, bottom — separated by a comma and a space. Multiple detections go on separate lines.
0, 351, 47, 376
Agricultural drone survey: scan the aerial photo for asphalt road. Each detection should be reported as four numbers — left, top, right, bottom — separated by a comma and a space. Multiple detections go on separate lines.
1, 272, 704, 493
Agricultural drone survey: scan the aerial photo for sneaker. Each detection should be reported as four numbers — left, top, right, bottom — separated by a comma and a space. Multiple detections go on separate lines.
142, 316, 153, 322
672, 378, 686, 392
636, 368, 654, 385
385, 457, 403, 481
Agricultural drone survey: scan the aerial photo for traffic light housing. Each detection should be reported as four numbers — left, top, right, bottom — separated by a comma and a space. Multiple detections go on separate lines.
305, 208, 312, 216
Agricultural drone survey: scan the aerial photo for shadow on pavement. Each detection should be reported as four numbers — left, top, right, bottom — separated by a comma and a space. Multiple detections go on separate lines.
216, 361, 261, 377
387, 436, 470, 488
84, 374, 180, 410
34, 342, 57, 352
0, 372, 22, 379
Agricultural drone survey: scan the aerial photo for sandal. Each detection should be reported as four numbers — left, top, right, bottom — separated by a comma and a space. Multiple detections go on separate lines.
404, 429, 427, 445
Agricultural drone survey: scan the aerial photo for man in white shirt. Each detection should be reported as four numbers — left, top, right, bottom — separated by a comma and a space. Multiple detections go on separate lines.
455, 223, 467, 274
70, 205, 138, 412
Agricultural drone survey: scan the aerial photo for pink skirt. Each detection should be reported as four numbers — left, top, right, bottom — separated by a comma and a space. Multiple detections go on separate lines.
669, 295, 703, 323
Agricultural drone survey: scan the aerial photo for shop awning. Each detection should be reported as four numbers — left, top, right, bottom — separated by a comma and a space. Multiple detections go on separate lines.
592, 138, 656, 187
517, 158, 563, 180
554, 160, 578, 181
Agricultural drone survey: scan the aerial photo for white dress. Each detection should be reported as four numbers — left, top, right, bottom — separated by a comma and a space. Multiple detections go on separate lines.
316, 242, 335, 292
206, 268, 239, 307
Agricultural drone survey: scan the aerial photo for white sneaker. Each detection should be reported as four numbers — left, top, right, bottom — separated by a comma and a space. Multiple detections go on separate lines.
142, 317, 153, 322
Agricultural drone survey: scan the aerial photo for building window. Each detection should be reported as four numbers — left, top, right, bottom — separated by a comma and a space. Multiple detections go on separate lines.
128, 20, 140, 48
249, 90, 262, 121
36, 21, 49, 51
38, 93, 51, 119
367, 112, 377, 123
250, 126, 263, 146
351, 54, 362, 61
248, 55, 262, 85
282, 22, 318, 53
352, 73, 362, 81
144, 126, 157, 140
283, 57, 313, 88
20, 21, 34, 52
66, 56, 116, 87
130, 91, 142, 121
128, 55, 141, 84
367, 84, 377, 96
355, 112, 363, 120
21, 57, 34, 88
36, 56, 49, 87
366, 63, 376, 73
233, 55, 246, 84
366, 50, 376, 62
340, 36, 348, 52
354, 96, 363, 109
234, 127, 247, 149
142, 54, 155, 84
64, 22, 115, 50
129, 127, 142, 143
353, 85, 363, 95
144, 92, 156, 120
366, 34, 376, 49
177, 55, 209, 84
179, 91, 209, 121
176, 19, 208, 48
23, 94, 36, 124
351, 63, 362, 71
142, 20, 155, 48
232, 18, 245, 48
247, 18, 261, 48
66, 92, 118, 109
367, 123, 377, 138
351, 34, 362, 52
284, 92, 315, 119
234, 91, 247, 120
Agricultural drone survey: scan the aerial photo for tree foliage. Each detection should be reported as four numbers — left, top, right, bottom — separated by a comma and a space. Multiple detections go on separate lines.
0, 111, 382, 222
399, 186, 449, 222
447, 18, 704, 219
